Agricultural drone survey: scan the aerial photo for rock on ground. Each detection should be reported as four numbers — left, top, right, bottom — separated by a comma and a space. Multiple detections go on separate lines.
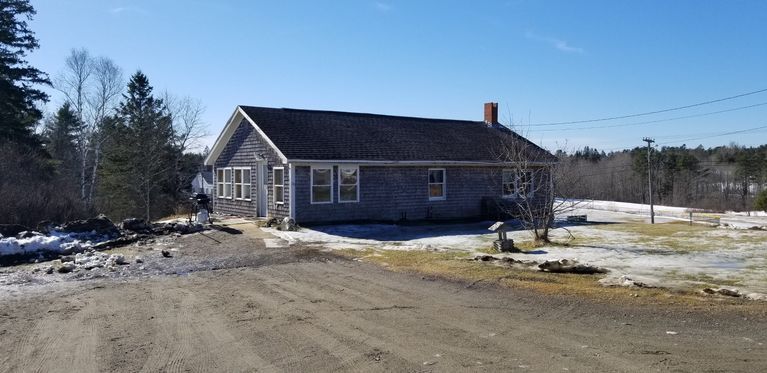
59, 215, 120, 237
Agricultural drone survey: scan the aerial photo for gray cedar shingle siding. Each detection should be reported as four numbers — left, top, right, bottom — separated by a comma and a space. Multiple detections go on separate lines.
207, 106, 556, 223
294, 165, 551, 224
213, 119, 290, 219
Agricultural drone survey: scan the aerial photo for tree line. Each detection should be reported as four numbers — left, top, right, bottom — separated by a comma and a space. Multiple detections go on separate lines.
1, 0, 207, 226
557, 144, 767, 212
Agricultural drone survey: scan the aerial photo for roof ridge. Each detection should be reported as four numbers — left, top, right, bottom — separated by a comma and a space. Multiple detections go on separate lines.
238, 105, 486, 125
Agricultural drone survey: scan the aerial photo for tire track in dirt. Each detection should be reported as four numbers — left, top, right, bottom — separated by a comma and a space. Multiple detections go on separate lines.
252, 265, 518, 368
179, 288, 280, 372
11, 296, 98, 373
216, 281, 356, 371
231, 283, 402, 371
252, 262, 648, 371
244, 266, 504, 369
135, 281, 281, 373
138, 287, 197, 373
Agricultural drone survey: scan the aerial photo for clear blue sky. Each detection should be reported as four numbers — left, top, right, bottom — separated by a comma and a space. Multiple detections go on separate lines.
28, 0, 767, 152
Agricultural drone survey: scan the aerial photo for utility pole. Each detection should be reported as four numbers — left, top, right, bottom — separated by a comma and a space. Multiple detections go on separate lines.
643, 137, 655, 224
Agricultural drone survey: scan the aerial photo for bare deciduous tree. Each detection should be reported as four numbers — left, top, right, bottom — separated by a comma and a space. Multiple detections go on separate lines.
492, 126, 582, 245
54, 48, 124, 207
162, 92, 208, 153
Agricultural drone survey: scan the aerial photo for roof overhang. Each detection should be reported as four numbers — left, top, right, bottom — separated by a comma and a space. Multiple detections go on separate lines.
204, 106, 288, 166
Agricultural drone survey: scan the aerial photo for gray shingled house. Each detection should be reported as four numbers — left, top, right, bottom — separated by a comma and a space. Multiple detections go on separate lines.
203, 103, 556, 224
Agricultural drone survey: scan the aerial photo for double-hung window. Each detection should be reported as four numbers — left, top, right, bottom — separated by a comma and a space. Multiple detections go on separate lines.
502, 169, 534, 199
311, 166, 332, 204
233, 167, 251, 200
428, 168, 446, 200
338, 166, 359, 203
502, 170, 515, 198
217, 168, 232, 199
517, 171, 533, 198
273, 167, 285, 205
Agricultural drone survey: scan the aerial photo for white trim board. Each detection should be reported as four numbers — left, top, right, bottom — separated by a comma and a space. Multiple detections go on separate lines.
204, 106, 288, 166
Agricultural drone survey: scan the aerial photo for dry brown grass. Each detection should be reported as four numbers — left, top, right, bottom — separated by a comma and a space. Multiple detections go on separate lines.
334, 248, 765, 313
592, 221, 712, 237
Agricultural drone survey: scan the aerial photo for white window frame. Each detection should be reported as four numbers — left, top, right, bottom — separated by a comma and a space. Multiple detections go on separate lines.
502, 169, 534, 199
310, 165, 333, 204
217, 167, 233, 199
233, 167, 252, 201
273, 167, 285, 205
428, 168, 446, 201
216, 168, 225, 199
337, 165, 359, 203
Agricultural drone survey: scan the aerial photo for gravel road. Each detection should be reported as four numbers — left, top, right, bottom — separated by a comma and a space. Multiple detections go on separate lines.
0, 225, 765, 372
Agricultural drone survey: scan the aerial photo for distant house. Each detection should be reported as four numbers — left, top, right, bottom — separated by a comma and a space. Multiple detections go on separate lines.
204, 103, 556, 224
191, 170, 213, 196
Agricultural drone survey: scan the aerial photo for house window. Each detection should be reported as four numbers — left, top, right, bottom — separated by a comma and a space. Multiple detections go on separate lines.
503, 169, 534, 198
311, 166, 332, 204
233, 167, 251, 200
428, 168, 446, 200
217, 168, 232, 199
338, 166, 359, 203
273, 167, 285, 205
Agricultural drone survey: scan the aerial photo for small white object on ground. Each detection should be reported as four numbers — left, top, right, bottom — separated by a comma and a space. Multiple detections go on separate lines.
196, 209, 210, 224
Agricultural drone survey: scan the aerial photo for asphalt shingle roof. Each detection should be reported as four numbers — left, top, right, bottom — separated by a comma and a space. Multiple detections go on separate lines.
239, 106, 556, 163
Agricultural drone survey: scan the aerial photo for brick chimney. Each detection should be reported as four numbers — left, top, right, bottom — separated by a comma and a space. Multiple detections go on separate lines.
484, 102, 498, 125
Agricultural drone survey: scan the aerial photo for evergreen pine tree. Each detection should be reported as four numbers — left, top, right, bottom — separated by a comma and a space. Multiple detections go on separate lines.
43, 103, 82, 167
0, 0, 50, 146
99, 71, 177, 221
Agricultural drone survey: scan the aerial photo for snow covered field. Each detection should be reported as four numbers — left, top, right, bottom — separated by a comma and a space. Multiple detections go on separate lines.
269, 200, 767, 297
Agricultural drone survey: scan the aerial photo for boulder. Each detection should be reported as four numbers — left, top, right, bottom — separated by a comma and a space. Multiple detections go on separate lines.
538, 259, 608, 274
121, 218, 149, 232
36, 221, 55, 234
278, 218, 298, 231
109, 254, 128, 265
474, 255, 498, 262
59, 215, 119, 237
703, 288, 741, 297
0, 224, 28, 238
263, 217, 280, 228
57, 262, 76, 273
60, 255, 75, 263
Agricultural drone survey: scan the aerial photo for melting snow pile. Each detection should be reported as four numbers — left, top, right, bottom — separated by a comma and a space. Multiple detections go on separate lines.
0, 231, 109, 257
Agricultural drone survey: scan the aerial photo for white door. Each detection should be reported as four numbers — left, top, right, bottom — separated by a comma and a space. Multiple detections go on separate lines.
257, 163, 268, 217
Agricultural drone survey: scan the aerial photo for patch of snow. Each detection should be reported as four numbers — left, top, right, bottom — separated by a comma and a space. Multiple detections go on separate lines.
266, 222, 495, 251
270, 206, 767, 296
0, 230, 114, 258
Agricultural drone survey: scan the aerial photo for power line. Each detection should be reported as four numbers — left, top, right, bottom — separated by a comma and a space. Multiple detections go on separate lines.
527, 101, 767, 132
529, 88, 767, 126
589, 124, 767, 152
656, 124, 767, 146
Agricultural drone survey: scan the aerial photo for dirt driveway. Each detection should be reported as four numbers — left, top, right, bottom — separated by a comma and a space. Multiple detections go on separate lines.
1, 225, 765, 372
